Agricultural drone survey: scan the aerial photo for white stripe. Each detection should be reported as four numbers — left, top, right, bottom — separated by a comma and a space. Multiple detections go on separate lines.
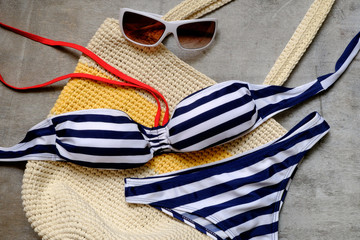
0, 153, 61, 162
279, 201, 284, 211
285, 178, 292, 191
212, 229, 229, 239
125, 175, 177, 186
246, 82, 271, 91
125, 140, 310, 202
300, 131, 329, 152
161, 208, 173, 217
0, 134, 55, 152
170, 87, 252, 127
57, 137, 147, 149
178, 211, 228, 239
142, 127, 166, 135
206, 232, 218, 240
253, 80, 316, 110
55, 121, 140, 132
184, 219, 195, 228
277, 115, 324, 143
55, 143, 152, 164
209, 190, 284, 223
251, 109, 327, 141
321, 37, 360, 90
179, 167, 291, 212
226, 213, 278, 239
174, 80, 242, 110
178, 111, 258, 151
169, 101, 256, 148
193, 217, 216, 229
0, 119, 55, 162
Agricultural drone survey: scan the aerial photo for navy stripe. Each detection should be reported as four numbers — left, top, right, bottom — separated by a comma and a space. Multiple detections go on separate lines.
52, 113, 133, 125
335, 32, 360, 71
217, 201, 280, 231
276, 112, 318, 139
172, 82, 248, 118
0, 145, 58, 159
317, 72, 333, 82
257, 80, 323, 119
127, 147, 298, 199
56, 129, 144, 140
150, 175, 288, 213
19, 126, 55, 143
192, 179, 287, 218
56, 139, 150, 156
169, 93, 254, 136
317, 33, 360, 84
202, 123, 253, 150
171, 106, 256, 150
151, 207, 223, 240
239, 222, 278, 240
251, 85, 292, 100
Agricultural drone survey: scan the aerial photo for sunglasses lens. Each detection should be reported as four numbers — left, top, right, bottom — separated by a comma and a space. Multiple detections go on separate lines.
122, 12, 166, 45
177, 21, 216, 49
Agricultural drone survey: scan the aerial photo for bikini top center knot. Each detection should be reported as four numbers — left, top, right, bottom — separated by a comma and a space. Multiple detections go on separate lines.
139, 126, 171, 154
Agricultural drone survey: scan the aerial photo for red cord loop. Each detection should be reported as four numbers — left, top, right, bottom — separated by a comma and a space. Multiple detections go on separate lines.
0, 22, 169, 127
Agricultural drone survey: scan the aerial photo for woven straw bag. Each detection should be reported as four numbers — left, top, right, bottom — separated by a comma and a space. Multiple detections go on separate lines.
21, 0, 335, 239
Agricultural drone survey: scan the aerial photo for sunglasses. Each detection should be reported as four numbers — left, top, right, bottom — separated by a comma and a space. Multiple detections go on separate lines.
119, 8, 217, 50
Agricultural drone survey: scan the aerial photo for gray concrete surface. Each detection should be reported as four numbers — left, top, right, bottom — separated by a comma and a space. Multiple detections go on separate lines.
0, 0, 359, 239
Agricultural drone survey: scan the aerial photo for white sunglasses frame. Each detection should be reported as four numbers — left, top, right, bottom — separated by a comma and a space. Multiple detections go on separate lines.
119, 8, 218, 51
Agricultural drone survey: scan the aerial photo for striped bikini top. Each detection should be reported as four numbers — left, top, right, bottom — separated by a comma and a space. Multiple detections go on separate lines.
0, 23, 359, 169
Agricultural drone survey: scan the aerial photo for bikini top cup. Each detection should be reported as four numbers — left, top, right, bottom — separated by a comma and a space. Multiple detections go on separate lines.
1, 30, 359, 169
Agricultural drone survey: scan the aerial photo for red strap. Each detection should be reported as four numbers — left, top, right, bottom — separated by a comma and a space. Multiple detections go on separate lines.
0, 22, 169, 127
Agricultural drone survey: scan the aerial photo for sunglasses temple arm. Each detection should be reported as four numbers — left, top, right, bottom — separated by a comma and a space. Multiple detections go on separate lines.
0, 21, 170, 127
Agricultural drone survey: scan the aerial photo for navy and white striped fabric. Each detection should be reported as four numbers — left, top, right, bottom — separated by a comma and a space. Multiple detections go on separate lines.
0, 32, 358, 169
125, 112, 330, 240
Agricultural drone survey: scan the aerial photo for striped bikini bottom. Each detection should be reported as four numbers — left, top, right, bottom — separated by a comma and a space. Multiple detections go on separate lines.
125, 112, 329, 240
